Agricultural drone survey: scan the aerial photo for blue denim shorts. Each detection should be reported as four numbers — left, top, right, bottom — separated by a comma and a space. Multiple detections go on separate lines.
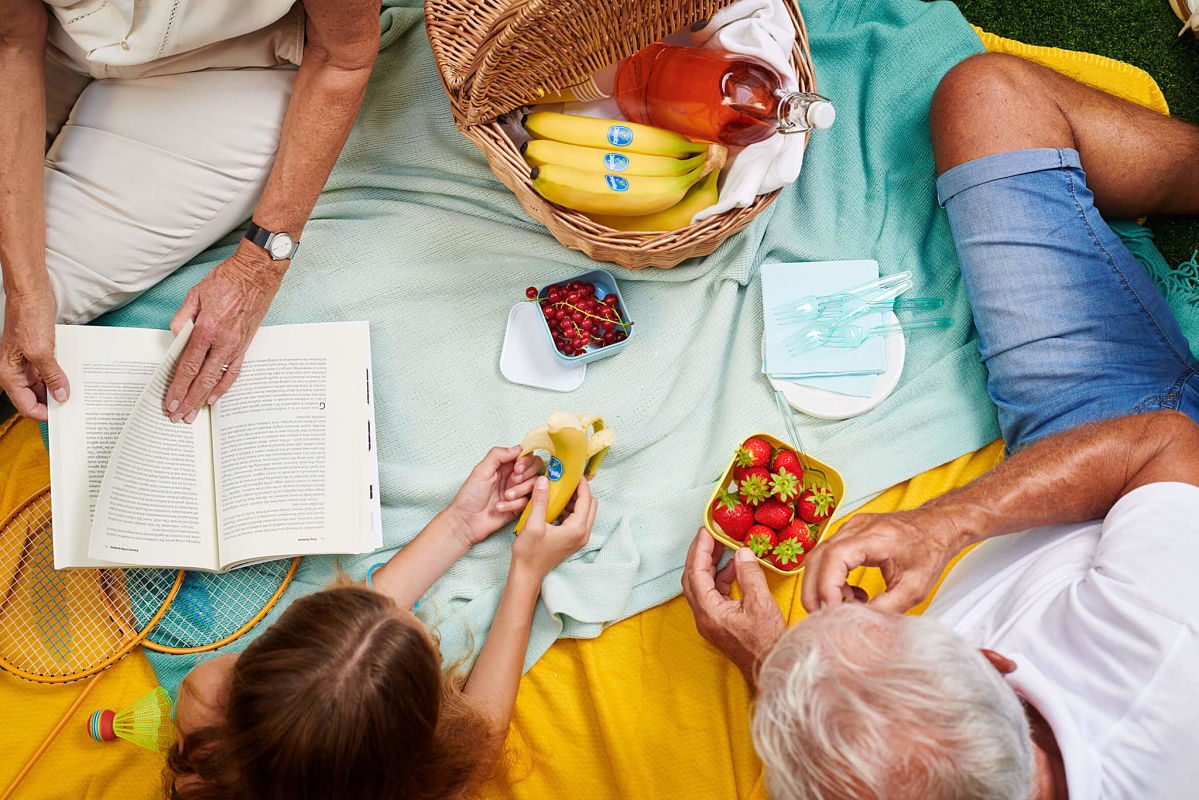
937, 147, 1199, 451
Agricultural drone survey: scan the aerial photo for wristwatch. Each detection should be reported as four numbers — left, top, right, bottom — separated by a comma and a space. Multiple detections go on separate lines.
244, 221, 299, 261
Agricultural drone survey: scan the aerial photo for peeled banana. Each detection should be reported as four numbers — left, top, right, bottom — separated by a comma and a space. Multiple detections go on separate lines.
522, 138, 704, 177
586, 169, 720, 232
524, 112, 707, 158
515, 411, 614, 534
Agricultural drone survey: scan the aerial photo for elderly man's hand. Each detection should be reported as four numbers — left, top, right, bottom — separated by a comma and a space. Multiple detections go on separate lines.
682, 528, 786, 686
164, 242, 286, 423
800, 507, 970, 615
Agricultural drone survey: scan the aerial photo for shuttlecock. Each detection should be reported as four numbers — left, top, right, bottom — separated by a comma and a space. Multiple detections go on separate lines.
88, 687, 176, 753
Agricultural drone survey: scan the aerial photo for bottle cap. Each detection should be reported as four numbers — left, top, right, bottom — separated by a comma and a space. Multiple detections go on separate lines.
806, 101, 836, 130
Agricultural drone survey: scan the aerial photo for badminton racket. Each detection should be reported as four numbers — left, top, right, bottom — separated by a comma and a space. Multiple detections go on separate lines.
140, 557, 299, 654
0, 485, 181, 800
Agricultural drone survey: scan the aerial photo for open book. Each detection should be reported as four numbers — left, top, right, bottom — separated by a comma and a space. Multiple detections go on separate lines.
48, 321, 382, 571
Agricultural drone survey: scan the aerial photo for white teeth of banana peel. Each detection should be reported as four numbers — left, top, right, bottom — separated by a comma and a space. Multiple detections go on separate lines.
515, 412, 614, 534
523, 112, 707, 158
586, 428, 616, 457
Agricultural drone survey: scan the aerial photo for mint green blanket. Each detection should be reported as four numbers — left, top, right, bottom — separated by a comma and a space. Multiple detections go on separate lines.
100, 0, 1002, 694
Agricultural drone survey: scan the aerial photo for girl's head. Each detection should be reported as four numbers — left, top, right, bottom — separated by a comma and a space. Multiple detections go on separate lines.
168, 584, 492, 800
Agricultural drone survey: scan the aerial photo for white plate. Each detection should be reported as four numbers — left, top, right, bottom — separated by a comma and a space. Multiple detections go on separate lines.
765, 311, 906, 420
500, 302, 586, 392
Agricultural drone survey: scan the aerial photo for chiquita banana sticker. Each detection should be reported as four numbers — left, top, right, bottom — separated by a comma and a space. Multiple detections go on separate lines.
515, 411, 614, 533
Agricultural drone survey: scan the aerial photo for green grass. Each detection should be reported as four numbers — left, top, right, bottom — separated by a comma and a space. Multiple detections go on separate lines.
950, 0, 1199, 264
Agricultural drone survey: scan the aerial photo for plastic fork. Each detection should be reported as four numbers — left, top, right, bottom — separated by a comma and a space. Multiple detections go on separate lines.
772, 271, 913, 325
781, 296, 944, 345
787, 317, 955, 355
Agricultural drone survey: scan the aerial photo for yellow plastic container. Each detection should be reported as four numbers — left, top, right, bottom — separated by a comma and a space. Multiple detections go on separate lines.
703, 433, 846, 576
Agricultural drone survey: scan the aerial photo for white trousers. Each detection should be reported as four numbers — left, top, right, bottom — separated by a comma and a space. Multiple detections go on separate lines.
0, 48, 296, 326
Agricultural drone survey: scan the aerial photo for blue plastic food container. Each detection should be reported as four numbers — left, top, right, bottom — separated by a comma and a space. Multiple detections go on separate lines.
535, 269, 633, 366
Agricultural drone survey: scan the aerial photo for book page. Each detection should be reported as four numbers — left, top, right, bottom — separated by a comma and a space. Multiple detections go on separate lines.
87, 322, 219, 570
212, 322, 376, 568
49, 326, 174, 568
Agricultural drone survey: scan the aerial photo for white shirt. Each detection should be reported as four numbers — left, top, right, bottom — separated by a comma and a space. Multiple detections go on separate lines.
44, 0, 304, 79
926, 482, 1199, 800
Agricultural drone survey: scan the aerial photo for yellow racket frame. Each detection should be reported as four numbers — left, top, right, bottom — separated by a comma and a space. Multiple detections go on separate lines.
0, 487, 184, 684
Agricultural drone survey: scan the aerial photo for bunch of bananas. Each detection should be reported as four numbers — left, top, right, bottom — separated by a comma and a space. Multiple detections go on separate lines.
522, 112, 725, 231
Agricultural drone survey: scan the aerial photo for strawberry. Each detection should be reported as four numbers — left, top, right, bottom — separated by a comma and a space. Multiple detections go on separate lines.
797, 487, 836, 524
769, 466, 802, 504
770, 537, 805, 571
745, 525, 778, 559
754, 498, 794, 530
737, 467, 772, 506
711, 490, 755, 542
770, 449, 803, 482
735, 437, 772, 471
780, 519, 817, 551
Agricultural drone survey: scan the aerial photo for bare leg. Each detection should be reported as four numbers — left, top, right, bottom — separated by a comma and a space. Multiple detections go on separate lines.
930, 52, 1199, 218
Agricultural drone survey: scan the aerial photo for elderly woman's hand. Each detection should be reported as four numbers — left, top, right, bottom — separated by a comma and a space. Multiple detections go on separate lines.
163, 242, 286, 423
800, 507, 971, 615
682, 528, 786, 687
0, 285, 70, 422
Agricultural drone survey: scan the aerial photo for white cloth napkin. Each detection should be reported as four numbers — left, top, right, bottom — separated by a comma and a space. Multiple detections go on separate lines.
690, 0, 808, 222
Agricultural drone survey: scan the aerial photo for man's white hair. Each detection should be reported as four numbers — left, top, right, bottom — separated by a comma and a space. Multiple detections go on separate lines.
751, 603, 1034, 800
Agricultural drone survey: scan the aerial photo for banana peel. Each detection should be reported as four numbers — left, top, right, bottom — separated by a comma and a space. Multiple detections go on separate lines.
585, 168, 720, 232
515, 411, 614, 533
530, 144, 725, 217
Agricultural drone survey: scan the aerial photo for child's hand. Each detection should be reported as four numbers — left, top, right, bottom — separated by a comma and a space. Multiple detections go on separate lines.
511, 476, 597, 580
451, 446, 545, 545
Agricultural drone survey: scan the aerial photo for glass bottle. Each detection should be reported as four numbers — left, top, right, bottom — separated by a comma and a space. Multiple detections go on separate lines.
613, 44, 832, 147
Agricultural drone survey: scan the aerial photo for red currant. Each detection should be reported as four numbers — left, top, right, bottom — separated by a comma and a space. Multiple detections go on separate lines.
604, 295, 619, 307
602, 331, 616, 343
581, 319, 594, 331
525, 287, 538, 299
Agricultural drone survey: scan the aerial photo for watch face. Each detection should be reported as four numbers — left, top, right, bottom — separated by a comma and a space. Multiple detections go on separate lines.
269, 233, 295, 260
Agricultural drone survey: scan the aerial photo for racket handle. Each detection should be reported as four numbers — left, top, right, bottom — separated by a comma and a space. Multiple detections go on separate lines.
2, 670, 107, 800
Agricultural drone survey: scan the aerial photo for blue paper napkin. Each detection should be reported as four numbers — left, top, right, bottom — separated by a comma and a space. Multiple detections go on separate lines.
762, 260, 887, 397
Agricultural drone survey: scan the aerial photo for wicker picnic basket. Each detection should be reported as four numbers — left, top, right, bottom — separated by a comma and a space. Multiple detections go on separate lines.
425, 0, 816, 269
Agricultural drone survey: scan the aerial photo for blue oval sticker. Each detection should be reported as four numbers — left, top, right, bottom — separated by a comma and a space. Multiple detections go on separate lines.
603, 152, 630, 172
607, 125, 634, 147
605, 174, 629, 192
547, 456, 564, 481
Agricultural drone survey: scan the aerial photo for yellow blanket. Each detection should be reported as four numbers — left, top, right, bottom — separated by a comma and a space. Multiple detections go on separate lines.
0, 34, 1170, 800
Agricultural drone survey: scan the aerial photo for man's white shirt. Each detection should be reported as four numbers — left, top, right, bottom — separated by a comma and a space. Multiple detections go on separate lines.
926, 482, 1199, 800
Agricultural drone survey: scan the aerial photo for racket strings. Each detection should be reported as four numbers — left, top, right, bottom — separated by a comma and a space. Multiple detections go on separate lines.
142, 559, 298, 653
0, 490, 180, 682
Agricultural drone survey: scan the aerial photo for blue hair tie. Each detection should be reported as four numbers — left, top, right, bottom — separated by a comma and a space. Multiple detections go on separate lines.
365, 562, 419, 611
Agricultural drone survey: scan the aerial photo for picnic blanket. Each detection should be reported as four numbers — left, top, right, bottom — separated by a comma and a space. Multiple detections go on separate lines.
6, 31, 1180, 797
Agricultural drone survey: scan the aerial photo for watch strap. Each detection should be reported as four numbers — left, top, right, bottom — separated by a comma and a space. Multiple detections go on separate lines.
245, 221, 273, 249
